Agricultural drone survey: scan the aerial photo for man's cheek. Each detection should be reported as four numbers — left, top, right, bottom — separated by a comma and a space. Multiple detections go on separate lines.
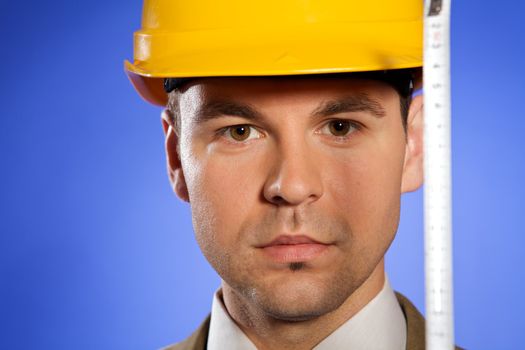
191, 165, 247, 236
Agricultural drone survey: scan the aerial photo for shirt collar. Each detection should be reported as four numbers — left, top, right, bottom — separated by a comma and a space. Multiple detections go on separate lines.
207, 277, 406, 350
207, 288, 257, 350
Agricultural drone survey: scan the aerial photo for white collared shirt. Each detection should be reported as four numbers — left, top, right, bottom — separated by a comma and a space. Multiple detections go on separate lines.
207, 277, 407, 350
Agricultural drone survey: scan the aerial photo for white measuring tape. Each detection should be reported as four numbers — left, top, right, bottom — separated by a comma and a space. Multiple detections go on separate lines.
423, 0, 455, 349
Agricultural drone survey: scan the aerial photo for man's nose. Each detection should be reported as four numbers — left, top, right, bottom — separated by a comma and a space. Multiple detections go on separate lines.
263, 138, 324, 206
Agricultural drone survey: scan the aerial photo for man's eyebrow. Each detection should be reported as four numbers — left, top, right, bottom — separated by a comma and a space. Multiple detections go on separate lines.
193, 94, 386, 124
311, 94, 386, 118
194, 100, 264, 123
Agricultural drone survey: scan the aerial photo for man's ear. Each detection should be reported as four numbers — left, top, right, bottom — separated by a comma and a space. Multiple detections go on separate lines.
161, 109, 190, 202
401, 94, 424, 193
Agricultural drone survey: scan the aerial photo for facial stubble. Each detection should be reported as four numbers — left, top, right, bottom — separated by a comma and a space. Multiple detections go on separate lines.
289, 262, 305, 272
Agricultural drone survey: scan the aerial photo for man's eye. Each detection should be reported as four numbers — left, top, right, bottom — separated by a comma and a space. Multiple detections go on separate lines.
320, 120, 357, 137
223, 125, 263, 142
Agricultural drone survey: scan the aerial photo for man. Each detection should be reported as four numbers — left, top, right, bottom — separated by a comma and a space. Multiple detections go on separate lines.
125, 1, 460, 349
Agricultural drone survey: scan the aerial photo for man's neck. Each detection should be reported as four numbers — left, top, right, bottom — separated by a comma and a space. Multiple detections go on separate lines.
221, 260, 386, 350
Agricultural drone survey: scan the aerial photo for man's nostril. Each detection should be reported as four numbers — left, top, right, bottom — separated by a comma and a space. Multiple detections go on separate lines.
272, 195, 285, 205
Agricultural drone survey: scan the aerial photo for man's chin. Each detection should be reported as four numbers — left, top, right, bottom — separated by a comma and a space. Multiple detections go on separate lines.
249, 276, 351, 322
257, 293, 344, 322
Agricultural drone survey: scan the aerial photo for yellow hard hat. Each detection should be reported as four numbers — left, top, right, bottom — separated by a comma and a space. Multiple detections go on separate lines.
125, 0, 423, 106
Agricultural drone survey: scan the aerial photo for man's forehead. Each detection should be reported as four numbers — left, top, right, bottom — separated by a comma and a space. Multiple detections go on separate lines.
180, 75, 398, 105
175, 77, 398, 125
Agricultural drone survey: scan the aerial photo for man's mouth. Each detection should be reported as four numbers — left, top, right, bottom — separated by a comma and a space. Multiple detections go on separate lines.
258, 234, 331, 264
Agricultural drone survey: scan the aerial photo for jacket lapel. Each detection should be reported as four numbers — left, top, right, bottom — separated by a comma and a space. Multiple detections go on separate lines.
395, 292, 426, 350
160, 316, 210, 350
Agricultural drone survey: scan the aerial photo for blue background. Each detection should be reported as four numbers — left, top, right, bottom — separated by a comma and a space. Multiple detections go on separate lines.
1, 1, 523, 349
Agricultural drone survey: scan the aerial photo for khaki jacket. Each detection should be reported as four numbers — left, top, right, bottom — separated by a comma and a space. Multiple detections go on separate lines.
162, 292, 462, 350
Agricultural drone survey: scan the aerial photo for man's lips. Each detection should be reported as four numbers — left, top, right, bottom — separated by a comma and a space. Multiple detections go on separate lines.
258, 235, 331, 264
260, 234, 324, 247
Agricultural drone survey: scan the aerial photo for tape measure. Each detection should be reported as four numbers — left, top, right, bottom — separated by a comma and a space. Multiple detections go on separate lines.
423, 0, 455, 349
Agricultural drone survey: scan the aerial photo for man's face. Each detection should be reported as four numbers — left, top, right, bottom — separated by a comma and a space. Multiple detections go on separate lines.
170, 76, 420, 321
